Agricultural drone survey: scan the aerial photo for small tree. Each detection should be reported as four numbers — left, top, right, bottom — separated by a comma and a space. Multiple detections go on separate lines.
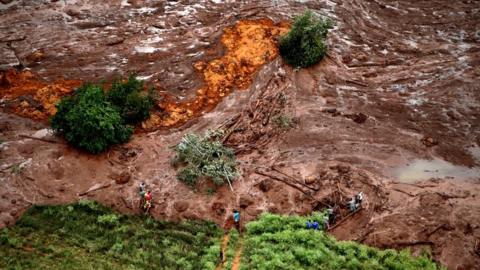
172, 130, 238, 190
279, 10, 333, 68
50, 85, 133, 153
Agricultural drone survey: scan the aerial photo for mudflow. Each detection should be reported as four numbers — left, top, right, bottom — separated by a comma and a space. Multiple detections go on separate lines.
1, 1, 479, 269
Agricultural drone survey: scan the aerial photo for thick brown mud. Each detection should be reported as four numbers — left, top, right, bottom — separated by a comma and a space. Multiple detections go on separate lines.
1, 1, 480, 269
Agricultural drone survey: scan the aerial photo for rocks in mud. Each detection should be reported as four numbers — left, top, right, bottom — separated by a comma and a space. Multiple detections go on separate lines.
239, 195, 254, 209
245, 207, 262, 217
65, 7, 82, 18
105, 37, 125, 46
0, 44, 20, 70
331, 164, 351, 174
0, 0, 14, 4
421, 136, 439, 147
48, 162, 65, 179
321, 107, 340, 116
257, 179, 274, 192
73, 20, 112, 29
26, 50, 46, 64
173, 201, 189, 212
304, 176, 317, 185
211, 201, 225, 216
109, 171, 131, 185
347, 112, 368, 124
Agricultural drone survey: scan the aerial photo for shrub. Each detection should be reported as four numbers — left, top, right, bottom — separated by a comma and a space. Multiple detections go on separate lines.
50, 84, 133, 153
272, 114, 293, 129
106, 75, 154, 124
279, 10, 333, 68
172, 130, 238, 188
51, 75, 155, 153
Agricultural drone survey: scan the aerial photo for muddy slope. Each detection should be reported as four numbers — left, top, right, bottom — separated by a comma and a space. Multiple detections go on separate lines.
1, 1, 480, 269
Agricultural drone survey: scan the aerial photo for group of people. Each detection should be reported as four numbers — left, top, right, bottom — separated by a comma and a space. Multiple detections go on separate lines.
135, 181, 363, 233
139, 182, 152, 214
307, 191, 364, 231
347, 192, 363, 212
306, 207, 336, 231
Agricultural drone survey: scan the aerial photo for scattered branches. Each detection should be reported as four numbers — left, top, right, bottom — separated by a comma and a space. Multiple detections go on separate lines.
172, 130, 238, 190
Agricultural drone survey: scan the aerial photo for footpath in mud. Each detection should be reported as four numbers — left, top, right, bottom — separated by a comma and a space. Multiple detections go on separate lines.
1, 0, 480, 269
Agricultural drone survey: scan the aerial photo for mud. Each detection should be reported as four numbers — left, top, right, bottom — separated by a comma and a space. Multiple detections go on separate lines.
1, 1, 480, 269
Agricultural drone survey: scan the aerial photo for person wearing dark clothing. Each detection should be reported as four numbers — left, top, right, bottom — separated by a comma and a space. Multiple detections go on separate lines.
306, 220, 312, 229
312, 221, 319, 230
327, 208, 336, 225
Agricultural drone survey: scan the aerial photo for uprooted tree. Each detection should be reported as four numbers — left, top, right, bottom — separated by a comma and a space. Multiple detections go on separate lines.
172, 130, 238, 190
50, 76, 154, 153
279, 10, 333, 68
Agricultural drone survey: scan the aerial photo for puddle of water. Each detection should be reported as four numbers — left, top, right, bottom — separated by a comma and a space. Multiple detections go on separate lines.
392, 158, 480, 182
468, 146, 480, 163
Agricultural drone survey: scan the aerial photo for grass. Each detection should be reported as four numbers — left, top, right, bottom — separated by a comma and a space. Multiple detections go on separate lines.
0, 205, 443, 270
224, 229, 240, 270
240, 213, 444, 270
0, 201, 222, 270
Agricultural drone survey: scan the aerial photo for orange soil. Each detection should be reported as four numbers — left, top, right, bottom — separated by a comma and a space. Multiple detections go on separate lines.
0, 19, 289, 128
0, 70, 81, 121
231, 240, 243, 270
142, 19, 289, 129
215, 234, 231, 270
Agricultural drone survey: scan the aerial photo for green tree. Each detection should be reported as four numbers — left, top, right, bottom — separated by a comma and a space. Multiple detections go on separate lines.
279, 10, 333, 68
50, 85, 132, 153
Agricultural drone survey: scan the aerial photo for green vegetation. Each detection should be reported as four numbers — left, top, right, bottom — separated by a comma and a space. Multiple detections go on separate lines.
107, 75, 154, 124
10, 163, 23, 174
272, 114, 294, 129
50, 76, 154, 153
224, 229, 240, 270
172, 130, 238, 188
279, 10, 333, 68
50, 85, 133, 153
240, 213, 443, 270
0, 201, 222, 270
0, 204, 444, 270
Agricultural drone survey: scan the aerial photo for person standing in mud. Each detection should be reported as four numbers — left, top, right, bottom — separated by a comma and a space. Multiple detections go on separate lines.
233, 209, 241, 233
143, 190, 153, 214
138, 182, 146, 209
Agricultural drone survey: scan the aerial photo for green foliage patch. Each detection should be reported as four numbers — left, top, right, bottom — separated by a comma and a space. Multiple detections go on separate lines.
240, 213, 444, 270
224, 229, 240, 270
272, 114, 294, 129
50, 76, 154, 153
279, 10, 333, 68
172, 130, 238, 187
107, 75, 154, 124
0, 201, 222, 270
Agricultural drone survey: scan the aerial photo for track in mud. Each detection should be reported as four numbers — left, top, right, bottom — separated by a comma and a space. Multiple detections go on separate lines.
1, 1, 480, 269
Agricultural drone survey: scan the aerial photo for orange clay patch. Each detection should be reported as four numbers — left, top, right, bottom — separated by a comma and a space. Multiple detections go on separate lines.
0, 19, 289, 127
141, 19, 289, 129
0, 70, 81, 121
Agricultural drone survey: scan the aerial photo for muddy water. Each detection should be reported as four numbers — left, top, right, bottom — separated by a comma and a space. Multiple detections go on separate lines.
392, 158, 480, 183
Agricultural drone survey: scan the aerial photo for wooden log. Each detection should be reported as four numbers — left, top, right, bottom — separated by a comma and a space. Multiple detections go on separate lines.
19, 134, 59, 144
327, 207, 363, 232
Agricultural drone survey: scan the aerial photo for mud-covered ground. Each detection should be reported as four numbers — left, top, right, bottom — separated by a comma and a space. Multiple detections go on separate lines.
1, 0, 480, 269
